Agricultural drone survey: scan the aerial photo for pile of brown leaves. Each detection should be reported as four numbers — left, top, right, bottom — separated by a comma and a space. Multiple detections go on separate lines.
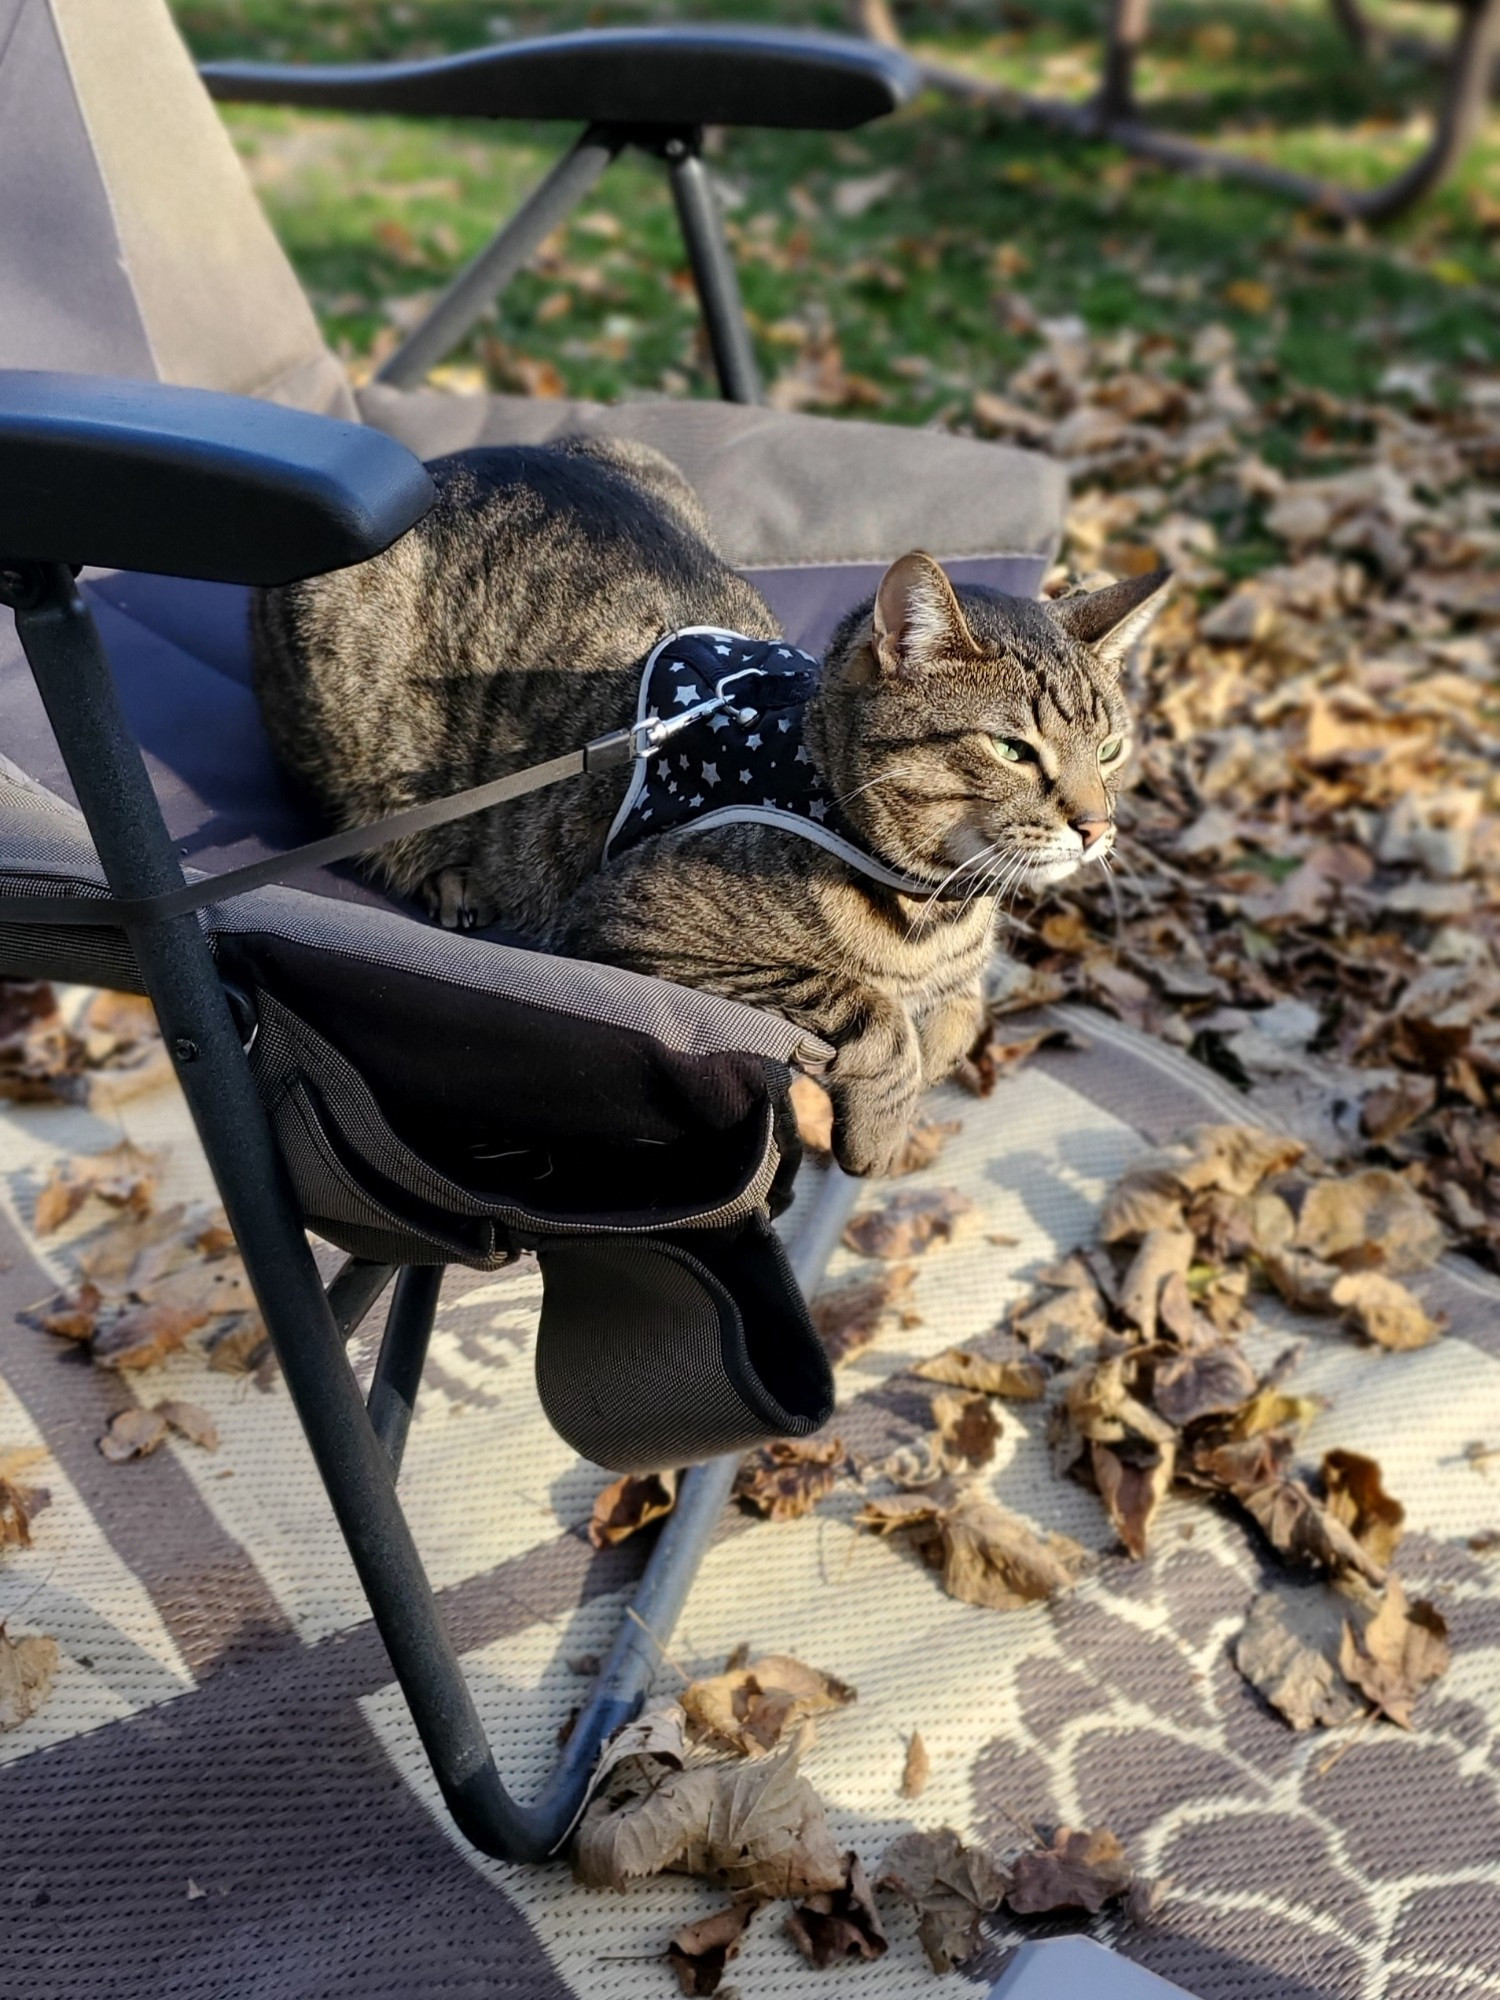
575, 1657, 1138, 1991
1012, 1120, 1449, 1570
25, 1139, 268, 1385
971, 316, 1500, 1273
0, 984, 168, 1109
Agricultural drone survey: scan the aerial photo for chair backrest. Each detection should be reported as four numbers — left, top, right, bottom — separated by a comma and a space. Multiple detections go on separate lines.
0, 0, 354, 416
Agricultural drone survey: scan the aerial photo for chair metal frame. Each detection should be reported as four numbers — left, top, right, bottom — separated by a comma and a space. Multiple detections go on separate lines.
0, 552, 859, 1861
872, 0, 1499, 225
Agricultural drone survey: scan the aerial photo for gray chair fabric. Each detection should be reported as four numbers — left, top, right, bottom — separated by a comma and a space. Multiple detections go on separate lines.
0, 0, 354, 416
356, 385, 1066, 575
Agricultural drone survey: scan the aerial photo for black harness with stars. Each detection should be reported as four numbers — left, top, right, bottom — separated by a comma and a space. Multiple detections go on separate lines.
603, 627, 943, 897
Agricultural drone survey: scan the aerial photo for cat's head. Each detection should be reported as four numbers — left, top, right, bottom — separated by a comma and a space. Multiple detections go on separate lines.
818, 554, 1168, 896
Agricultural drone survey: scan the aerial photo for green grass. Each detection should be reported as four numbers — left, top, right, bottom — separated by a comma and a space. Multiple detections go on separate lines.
173, 0, 1500, 420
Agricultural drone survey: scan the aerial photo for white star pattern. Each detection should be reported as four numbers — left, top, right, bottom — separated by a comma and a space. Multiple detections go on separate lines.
610, 631, 904, 882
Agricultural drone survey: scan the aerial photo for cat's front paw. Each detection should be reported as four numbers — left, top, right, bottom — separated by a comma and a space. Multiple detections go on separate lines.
832, 1112, 915, 1181
422, 867, 497, 931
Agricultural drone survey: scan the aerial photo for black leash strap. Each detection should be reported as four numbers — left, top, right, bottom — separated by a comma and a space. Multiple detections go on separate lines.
0, 729, 635, 930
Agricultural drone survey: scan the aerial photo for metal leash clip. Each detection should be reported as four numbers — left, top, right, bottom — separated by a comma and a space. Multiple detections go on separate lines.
588, 666, 765, 770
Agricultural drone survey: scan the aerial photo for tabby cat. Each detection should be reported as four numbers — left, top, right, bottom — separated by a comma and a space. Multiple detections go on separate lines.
252, 438, 1167, 1177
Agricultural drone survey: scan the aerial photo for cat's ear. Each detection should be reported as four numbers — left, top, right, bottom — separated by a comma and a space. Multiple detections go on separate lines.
1047, 568, 1171, 676
873, 552, 977, 679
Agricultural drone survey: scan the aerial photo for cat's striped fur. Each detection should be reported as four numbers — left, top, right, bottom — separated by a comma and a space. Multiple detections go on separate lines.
252, 439, 1166, 1176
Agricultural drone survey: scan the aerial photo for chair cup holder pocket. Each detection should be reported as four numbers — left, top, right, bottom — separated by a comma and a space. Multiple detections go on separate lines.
535, 1219, 834, 1473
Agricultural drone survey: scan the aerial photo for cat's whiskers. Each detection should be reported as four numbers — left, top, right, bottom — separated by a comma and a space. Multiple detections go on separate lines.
903, 839, 1005, 939
833, 766, 923, 809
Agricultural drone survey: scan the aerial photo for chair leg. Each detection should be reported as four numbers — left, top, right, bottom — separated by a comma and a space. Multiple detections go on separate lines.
328, 1257, 398, 1342
664, 133, 764, 405
5, 562, 852, 1861
373, 124, 621, 390
368, 1266, 442, 1474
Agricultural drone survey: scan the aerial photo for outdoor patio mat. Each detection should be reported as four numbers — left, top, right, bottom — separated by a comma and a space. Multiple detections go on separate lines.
1, 998, 1498, 1999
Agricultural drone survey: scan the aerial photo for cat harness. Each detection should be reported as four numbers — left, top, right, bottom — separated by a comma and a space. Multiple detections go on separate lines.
602, 627, 944, 897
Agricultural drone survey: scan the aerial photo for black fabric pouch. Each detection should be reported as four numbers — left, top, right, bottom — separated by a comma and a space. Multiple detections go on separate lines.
535, 1216, 833, 1471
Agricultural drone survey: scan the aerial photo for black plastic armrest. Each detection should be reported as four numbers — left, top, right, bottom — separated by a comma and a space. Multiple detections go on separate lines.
200, 25, 920, 132
0, 371, 434, 587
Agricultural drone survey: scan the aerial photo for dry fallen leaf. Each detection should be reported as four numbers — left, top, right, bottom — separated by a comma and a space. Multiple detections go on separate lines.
1012, 1282, 1110, 1362
1238, 1472, 1388, 1585
1150, 1343, 1259, 1428
1262, 1247, 1343, 1313
1320, 1450, 1405, 1570
1092, 1437, 1176, 1560
91, 1303, 211, 1372
789, 1074, 833, 1154
137, 1258, 257, 1318
589, 1469, 679, 1549
785, 1851, 888, 1967
1330, 1271, 1446, 1351
956, 1022, 1074, 1096
843, 1188, 980, 1261
668, 1901, 757, 1996
33, 1140, 158, 1234
1234, 1583, 1366, 1731
1294, 1169, 1445, 1274
876, 1827, 1009, 1973
810, 1264, 920, 1365
154, 1400, 220, 1452
860, 1488, 1087, 1610
1118, 1226, 1196, 1339
893, 1117, 963, 1176
900, 1730, 930, 1799
914, 1346, 1047, 1400
733, 1437, 848, 1522
0, 1451, 49, 1551
1229, 1385, 1325, 1439
98, 1407, 170, 1461
204, 1311, 271, 1375
0, 1627, 59, 1731
36, 1282, 101, 1341
1339, 1579, 1450, 1728
930, 1391, 1001, 1471
1007, 1825, 1133, 1915
574, 1735, 847, 1901
73, 1203, 188, 1286
0, 979, 85, 1104
682, 1654, 855, 1759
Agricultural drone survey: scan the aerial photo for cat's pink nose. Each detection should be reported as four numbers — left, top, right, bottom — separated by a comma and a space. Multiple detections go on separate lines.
1072, 817, 1112, 850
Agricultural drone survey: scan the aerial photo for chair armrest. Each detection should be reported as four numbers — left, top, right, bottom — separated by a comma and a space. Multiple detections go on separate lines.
0, 371, 434, 587
200, 24, 919, 131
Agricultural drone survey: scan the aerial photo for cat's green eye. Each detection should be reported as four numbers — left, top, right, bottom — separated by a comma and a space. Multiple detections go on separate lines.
1098, 737, 1126, 766
993, 737, 1026, 763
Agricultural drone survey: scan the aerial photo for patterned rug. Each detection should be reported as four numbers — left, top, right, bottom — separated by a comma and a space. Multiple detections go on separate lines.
1, 997, 1498, 2000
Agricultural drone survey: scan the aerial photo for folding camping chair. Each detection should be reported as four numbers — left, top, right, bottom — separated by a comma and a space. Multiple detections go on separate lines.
0, 0, 1064, 1862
